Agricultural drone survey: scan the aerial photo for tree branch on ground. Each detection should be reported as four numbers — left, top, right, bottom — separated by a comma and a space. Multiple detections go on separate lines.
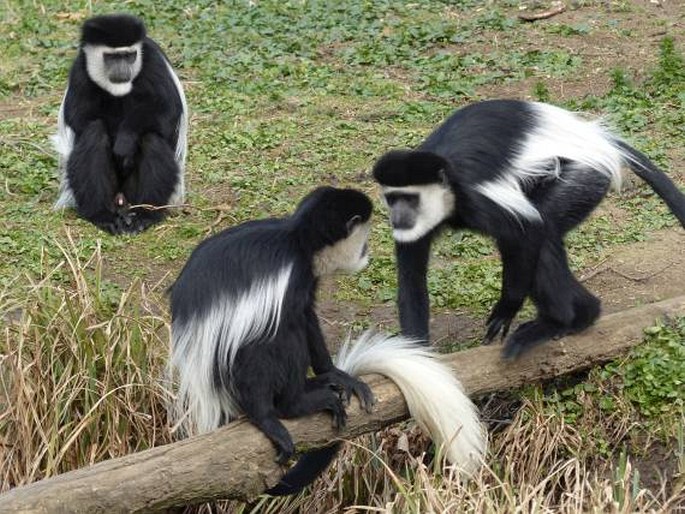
1, 296, 683, 513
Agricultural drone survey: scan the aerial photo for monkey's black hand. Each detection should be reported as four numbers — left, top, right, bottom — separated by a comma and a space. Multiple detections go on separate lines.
314, 368, 375, 413
122, 209, 163, 235
274, 439, 295, 465
113, 131, 138, 171
484, 298, 523, 344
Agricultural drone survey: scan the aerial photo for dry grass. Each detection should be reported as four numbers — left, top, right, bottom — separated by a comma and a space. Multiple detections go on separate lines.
0, 233, 172, 490
0, 243, 683, 512
238, 401, 683, 514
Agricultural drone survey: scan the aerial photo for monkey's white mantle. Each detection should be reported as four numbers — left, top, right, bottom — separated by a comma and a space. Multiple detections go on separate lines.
1, 295, 684, 513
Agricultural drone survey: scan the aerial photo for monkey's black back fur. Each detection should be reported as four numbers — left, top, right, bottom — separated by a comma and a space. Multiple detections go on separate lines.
172, 187, 372, 324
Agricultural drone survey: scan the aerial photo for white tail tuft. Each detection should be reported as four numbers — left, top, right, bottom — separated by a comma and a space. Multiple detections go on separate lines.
335, 331, 487, 476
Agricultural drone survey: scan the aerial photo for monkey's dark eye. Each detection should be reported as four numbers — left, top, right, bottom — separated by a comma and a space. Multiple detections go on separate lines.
386, 192, 419, 208
104, 51, 137, 66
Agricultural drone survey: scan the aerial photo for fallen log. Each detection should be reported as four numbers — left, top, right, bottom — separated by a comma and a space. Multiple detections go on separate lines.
1, 295, 683, 513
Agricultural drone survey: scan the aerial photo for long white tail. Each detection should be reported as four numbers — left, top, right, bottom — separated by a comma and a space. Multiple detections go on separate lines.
335, 331, 487, 475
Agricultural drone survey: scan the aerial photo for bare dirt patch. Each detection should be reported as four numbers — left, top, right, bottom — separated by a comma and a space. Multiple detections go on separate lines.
475, 1, 684, 102
582, 227, 685, 314
317, 226, 684, 352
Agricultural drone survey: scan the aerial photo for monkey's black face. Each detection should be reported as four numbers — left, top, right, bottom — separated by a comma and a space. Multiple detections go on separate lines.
84, 42, 143, 96
381, 184, 455, 243
103, 50, 138, 83
385, 192, 419, 230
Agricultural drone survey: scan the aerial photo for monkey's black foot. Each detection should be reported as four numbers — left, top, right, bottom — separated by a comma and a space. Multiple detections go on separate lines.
314, 369, 375, 413
88, 211, 129, 235
275, 442, 295, 465
502, 318, 567, 360
326, 393, 347, 430
118, 209, 163, 235
484, 298, 523, 344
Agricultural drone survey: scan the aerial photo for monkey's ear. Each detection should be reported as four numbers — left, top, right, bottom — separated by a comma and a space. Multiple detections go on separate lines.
346, 214, 363, 234
438, 167, 448, 186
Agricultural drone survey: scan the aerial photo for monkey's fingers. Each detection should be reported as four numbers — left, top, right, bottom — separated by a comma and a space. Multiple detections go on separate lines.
352, 381, 375, 413
484, 317, 507, 343
329, 396, 347, 430
485, 298, 523, 343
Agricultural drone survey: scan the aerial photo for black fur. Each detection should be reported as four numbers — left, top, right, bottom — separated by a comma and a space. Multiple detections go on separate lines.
373, 99, 685, 358
170, 187, 374, 491
59, 14, 184, 234
81, 14, 146, 47
372, 150, 447, 186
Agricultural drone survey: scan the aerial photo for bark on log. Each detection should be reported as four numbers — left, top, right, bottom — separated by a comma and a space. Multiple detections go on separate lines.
2, 295, 684, 513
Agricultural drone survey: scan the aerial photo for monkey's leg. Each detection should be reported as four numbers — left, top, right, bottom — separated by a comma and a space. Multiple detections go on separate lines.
245, 410, 296, 465
396, 235, 434, 342
66, 119, 124, 234
277, 384, 347, 429
502, 238, 580, 359
503, 166, 609, 358
484, 231, 543, 343
121, 133, 179, 234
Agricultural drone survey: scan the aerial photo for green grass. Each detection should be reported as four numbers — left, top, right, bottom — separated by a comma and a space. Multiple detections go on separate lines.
1, 0, 684, 510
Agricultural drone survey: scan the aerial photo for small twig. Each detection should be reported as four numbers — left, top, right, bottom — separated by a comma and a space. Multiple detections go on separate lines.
607, 262, 672, 283
518, 3, 567, 22
0, 137, 54, 157
128, 202, 239, 234
579, 257, 610, 283
581, 261, 672, 283
127, 203, 186, 211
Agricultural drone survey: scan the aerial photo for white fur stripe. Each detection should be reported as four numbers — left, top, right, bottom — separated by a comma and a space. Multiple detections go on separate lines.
475, 102, 626, 222
475, 175, 542, 222
521, 102, 624, 191
335, 331, 487, 475
163, 58, 188, 205
172, 265, 293, 434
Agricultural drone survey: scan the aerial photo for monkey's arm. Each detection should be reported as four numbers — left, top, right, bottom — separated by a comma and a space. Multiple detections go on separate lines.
62, 77, 105, 136
396, 235, 433, 343
485, 229, 543, 342
305, 308, 374, 411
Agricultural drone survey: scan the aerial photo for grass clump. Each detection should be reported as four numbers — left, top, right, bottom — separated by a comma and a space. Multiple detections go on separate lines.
0, 235, 171, 489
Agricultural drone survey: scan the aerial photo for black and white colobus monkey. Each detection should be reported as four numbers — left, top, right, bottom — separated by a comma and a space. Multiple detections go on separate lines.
170, 187, 485, 495
53, 14, 187, 234
373, 100, 685, 359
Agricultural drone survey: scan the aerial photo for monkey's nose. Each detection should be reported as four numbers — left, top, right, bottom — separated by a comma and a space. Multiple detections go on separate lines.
390, 212, 413, 230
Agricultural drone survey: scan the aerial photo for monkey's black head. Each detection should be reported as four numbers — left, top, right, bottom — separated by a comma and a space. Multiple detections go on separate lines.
372, 150, 455, 243
372, 150, 447, 187
294, 187, 373, 276
81, 14, 146, 47
80, 14, 146, 97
